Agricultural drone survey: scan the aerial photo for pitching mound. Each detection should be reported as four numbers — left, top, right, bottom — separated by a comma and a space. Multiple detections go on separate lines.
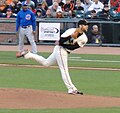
0, 88, 120, 109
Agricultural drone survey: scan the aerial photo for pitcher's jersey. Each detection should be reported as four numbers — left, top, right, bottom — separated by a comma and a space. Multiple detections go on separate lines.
61, 28, 88, 47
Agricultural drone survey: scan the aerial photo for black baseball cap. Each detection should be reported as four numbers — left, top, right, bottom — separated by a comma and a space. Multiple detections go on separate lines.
78, 19, 89, 26
104, 4, 109, 7
7, 8, 12, 11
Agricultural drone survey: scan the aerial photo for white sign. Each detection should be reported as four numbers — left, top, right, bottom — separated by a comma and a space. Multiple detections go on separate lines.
39, 23, 60, 41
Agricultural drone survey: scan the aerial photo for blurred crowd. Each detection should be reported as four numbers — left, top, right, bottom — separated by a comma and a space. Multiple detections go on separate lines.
0, 0, 120, 21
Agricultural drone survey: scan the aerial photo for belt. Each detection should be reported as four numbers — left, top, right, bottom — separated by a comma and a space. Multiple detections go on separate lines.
66, 50, 70, 54
64, 48, 70, 54
22, 25, 30, 29
60, 46, 71, 54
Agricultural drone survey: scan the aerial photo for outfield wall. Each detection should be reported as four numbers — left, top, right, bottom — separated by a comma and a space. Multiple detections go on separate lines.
0, 18, 120, 46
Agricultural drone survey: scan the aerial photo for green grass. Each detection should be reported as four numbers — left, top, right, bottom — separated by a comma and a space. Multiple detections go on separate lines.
0, 108, 120, 113
0, 51, 120, 68
0, 51, 120, 112
0, 66, 120, 97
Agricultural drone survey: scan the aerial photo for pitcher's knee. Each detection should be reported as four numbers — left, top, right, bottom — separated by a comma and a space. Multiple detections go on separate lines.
43, 61, 50, 67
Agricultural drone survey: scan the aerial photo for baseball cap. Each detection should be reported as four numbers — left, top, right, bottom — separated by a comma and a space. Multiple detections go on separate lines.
7, 8, 12, 11
36, 9, 42, 13
78, 19, 89, 26
104, 4, 109, 7
91, 10, 96, 13
22, 2, 28, 6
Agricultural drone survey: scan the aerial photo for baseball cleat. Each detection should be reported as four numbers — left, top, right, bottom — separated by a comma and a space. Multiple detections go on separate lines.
68, 90, 84, 95
16, 50, 28, 58
75, 91, 84, 95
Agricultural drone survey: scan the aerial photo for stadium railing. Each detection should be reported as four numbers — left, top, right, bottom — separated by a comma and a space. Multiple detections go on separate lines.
0, 18, 120, 47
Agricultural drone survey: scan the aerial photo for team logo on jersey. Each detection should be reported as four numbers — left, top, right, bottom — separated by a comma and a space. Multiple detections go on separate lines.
25, 14, 31, 20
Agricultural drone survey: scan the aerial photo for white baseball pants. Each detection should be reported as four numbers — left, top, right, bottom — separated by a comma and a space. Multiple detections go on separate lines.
24, 45, 77, 93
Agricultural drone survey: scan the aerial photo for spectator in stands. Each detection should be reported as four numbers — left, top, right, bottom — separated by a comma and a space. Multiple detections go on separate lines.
5, 0, 13, 6
37, 1, 48, 17
88, 0, 104, 13
46, 0, 53, 6
74, 0, 84, 11
100, 0, 109, 4
110, 0, 119, 7
84, 0, 93, 13
56, 10, 64, 18
29, 5, 36, 14
114, 0, 120, 13
88, 24, 104, 44
58, 0, 65, 9
46, 8, 53, 18
63, 0, 74, 12
73, 0, 84, 18
35, 9, 43, 18
2, 8, 16, 18
85, 9, 99, 19
52, 0, 65, 9
0, 10, 4, 17
98, 4, 110, 20
62, 0, 74, 17
36, 2, 47, 18
109, 0, 120, 21
32, 0, 38, 8
48, 2, 63, 18
36, 2, 47, 17
36, 2, 42, 9
55, 1, 64, 18
0, 0, 6, 12
41, 1, 48, 11
1, 0, 21, 13
3, 0, 22, 14
11, 0, 22, 14
1, 0, 16, 13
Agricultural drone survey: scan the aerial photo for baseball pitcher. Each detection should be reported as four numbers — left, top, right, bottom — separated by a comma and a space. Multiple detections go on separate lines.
17, 19, 89, 95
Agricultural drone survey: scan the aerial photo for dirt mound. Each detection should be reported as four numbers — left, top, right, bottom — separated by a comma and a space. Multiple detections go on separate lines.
0, 88, 120, 109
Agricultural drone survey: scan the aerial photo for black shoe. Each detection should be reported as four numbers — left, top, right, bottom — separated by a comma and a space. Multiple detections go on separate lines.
76, 91, 84, 95
68, 90, 84, 95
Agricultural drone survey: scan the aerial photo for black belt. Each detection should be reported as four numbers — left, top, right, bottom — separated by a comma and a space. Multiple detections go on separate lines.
66, 50, 70, 54
22, 25, 30, 29
64, 48, 70, 54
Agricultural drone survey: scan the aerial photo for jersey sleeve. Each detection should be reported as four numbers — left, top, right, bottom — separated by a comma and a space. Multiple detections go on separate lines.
61, 28, 76, 37
73, 33, 88, 47
59, 36, 71, 45
31, 12, 36, 31
16, 12, 20, 32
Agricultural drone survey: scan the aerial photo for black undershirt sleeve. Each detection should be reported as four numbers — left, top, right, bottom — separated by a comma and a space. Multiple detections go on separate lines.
59, 36, 80, 50
59, 36, 71, 45
61, 42, 80, 50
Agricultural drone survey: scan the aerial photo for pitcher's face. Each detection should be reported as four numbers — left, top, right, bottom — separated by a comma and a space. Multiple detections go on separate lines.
80, 25, 88, 32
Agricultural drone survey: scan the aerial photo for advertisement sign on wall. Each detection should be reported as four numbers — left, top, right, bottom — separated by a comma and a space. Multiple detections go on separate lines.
39, 23, 60, 41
